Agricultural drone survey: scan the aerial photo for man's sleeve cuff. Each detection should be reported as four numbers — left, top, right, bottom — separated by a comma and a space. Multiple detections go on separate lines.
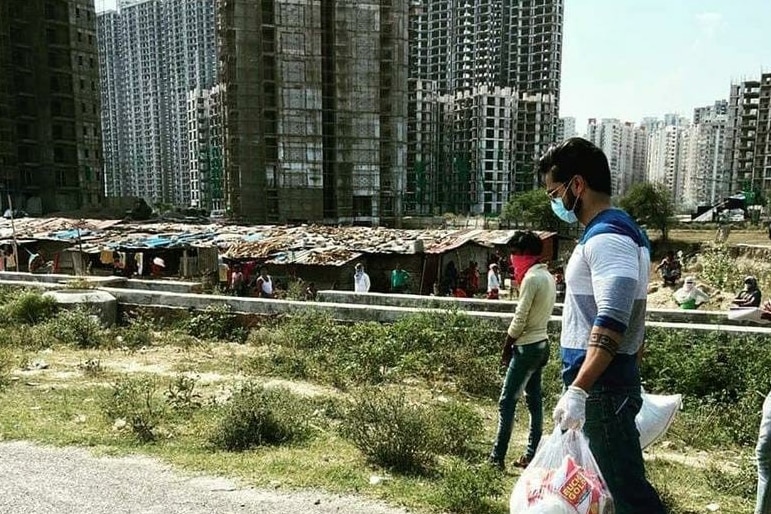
594, 315, 627, 334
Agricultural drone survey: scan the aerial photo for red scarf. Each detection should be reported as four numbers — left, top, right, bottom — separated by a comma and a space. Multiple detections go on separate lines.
512, 255, 542, 286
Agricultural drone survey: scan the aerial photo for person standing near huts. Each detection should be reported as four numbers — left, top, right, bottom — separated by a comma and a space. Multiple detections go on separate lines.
254, 267, 274, 299
353, 263, 371, 293
391, 263, 410, 294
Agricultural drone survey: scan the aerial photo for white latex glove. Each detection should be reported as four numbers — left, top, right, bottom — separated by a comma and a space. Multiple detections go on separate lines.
553, 385, 588, 430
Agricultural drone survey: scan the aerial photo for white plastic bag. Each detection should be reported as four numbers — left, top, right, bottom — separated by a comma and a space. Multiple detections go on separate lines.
636, 392, 682, 450
510, 428, 614, 514
727, 307, 771, 324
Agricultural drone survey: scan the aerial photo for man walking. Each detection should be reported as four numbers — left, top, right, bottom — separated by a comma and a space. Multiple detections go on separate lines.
353, 263, 371, 293
756, 300, 771, 514
489, 231, 556, 470
540, 138, 665, 513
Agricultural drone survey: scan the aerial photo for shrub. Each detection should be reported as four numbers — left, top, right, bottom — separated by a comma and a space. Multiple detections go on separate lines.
428, 400, 484, 457
209, 383, 313, 451
699, 244, 738, 291
47, 308, 106, 349
435, 458, 503, 514
102, 375, 164, 442
165, 375, 202, 413
244, 346, 310, 380
642, 328, 771, 447
120, 313, 154, 350
183, 305, 246, 342
0, 348, 13, 390
0, 290, 58, 325
341, 388, 435, 473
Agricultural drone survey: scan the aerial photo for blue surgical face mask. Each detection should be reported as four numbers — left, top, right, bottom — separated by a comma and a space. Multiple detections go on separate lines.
551, 197, 578, 224
549, 177, 579, 224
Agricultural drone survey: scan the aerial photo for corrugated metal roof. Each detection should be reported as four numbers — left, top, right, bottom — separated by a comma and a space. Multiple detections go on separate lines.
0, 217, 558, 265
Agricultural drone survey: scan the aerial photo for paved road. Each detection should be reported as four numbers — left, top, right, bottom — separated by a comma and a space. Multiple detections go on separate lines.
0, 441, 409, 514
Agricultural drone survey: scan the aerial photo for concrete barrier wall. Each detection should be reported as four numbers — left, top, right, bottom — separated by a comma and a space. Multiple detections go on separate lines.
1, 278, 768, 334
101, 288, 771, 335
0, 272, 202, 294
317, 291, 737, 327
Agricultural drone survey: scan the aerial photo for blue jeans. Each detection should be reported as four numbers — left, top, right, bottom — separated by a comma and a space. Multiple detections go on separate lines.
490, 340, 549, 464
583, 386, 665, 514
756, 390, 771, 514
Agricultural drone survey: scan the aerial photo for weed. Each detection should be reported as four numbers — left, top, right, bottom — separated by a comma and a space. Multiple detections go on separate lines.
435, 457, 504, 514
165, 375, 202, 413
699, 244, 738, 291
0, 348, 12, 390
209, 383, 313, 451
704, 458, 756, 499
183, 305, 246, 343
102, 375, 164, 442
46, 308, 106, 349
428, 400, 484, 457
341, 388, 435, 473
0, 290, 58, 325
120, 313, 154, 350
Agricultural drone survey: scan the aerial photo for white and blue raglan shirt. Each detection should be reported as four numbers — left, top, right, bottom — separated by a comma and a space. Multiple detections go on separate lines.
561, 208, 651, 388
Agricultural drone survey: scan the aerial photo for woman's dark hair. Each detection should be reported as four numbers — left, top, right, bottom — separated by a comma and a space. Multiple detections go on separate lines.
510, 231, 543, 256
537, 137, 612, 195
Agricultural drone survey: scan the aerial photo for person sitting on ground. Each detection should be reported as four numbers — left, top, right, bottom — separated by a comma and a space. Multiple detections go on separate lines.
732, 276, 762, 308
487, 263, 501, 300
673, 276, 710, 310
656, 250, 682, 286
254, 267, 274, 299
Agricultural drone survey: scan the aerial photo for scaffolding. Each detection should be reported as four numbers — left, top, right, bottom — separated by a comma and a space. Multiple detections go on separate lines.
220, 0, 409, 226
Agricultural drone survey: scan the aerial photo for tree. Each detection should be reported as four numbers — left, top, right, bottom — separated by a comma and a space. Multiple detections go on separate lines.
618, 182, 674, 241
501, 189, 560, 229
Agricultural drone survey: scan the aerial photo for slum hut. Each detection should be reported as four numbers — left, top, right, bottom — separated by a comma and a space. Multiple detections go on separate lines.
222, 227, 367, 292
0, 217, 123, 273
104, 230, 219, 279
422, 230, 492, 295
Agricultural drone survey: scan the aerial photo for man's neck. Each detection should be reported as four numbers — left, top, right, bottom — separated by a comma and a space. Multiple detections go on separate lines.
579, 197, 612, 226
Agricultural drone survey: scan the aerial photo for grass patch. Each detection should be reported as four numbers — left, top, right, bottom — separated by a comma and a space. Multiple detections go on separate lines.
0, 303, 762, 513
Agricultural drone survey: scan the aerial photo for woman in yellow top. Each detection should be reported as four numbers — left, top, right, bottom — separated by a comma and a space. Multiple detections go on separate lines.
489, 231, 556, 470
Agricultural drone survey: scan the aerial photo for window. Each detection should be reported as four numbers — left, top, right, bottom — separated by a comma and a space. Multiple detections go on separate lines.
352, 195, 373, 217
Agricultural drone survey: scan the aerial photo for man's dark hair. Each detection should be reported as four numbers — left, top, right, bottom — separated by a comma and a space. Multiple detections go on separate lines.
510, 231, 543, 256
537, 137, 612, 195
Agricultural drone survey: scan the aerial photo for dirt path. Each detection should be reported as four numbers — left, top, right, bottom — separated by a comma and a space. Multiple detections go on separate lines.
0, 441, 409, 514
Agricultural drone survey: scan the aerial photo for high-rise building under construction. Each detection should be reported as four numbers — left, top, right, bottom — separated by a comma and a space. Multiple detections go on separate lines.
407, 0, 564, 215
0, 0, 103, 214
218, 0, 408, 225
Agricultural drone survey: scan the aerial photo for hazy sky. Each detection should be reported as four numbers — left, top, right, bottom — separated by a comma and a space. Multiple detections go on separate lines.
561, 0, 771, 133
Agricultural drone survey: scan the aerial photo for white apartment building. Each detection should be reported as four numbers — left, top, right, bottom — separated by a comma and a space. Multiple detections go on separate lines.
97, 0, 217, 207
187, 86, 224, 211
585, 118, 641, 197
647, 122, 690, 205
682, 101, 727, 208
556, 116, 576, 141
